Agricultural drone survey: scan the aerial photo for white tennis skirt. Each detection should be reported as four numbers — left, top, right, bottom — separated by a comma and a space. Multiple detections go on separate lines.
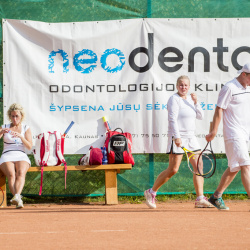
167, 136, 201, 154
0, 151, 31, 166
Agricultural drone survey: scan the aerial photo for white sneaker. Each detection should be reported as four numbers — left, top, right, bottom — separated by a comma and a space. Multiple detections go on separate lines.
144, 189, 156, 209
195, 197, 214, 208
16, 198, 24, 209
10, 194, 19, 206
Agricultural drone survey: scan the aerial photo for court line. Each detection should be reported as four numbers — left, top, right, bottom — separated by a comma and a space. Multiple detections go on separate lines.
0, 231, 76, 235
0, 230, 126, 235
91, 230, 127, 232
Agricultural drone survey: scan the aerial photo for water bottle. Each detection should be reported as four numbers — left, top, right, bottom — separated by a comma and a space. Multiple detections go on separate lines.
101, 146, 108, 164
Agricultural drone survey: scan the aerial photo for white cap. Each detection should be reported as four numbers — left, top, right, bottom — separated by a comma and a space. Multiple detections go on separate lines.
237, 63, 250, 74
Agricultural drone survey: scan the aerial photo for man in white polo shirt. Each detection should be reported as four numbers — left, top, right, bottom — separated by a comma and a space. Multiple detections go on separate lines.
206, 63, 250, 210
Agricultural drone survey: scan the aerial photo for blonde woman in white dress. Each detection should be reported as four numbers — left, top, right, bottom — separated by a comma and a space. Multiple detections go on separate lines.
0, 103, 32, 208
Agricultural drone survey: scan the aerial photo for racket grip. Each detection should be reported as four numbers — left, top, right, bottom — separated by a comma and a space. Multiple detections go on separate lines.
64, 121, 75, 136
102, 116, 111, 131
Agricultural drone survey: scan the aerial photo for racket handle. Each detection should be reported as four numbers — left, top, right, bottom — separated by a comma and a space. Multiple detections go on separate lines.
63, 121, 75, 136
102, 116, 111, 131
209, 122, 213, 133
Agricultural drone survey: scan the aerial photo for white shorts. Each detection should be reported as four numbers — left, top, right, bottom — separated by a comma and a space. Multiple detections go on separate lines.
167, 136, 201, 154
0, 151, 31, 166
224, 139, 250, 172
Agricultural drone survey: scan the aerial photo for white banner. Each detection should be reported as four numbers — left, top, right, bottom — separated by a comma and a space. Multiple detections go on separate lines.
3, 18, 250, 154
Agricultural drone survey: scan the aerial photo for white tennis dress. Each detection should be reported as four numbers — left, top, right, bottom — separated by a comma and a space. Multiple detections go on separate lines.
0, 124, 31, 165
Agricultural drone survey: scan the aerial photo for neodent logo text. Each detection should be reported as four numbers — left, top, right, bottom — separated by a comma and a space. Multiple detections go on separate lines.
48, 33, 248, 74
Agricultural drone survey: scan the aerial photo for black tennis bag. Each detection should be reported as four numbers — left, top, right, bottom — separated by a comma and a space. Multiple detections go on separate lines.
104, 128, 134, 165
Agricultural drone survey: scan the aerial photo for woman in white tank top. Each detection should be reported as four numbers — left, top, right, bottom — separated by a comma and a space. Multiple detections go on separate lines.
0, 103, 33, 209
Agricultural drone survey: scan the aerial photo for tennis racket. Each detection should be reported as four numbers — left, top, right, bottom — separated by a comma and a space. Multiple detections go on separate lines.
181, 146, 202, 176
197, 141, 216, 178
0, 187, 4, 207
196, 121, 216, 178
63, 121, 75, 137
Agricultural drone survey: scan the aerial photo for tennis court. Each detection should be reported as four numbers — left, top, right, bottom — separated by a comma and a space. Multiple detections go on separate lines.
1, 201, 249, 250
0, 1, 250, 249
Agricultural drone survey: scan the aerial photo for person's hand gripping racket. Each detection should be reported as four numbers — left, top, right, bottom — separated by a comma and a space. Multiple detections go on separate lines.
205, 121, 216, 142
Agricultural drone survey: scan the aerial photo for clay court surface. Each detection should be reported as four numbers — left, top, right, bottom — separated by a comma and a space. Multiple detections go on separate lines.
0, 200, 249, 250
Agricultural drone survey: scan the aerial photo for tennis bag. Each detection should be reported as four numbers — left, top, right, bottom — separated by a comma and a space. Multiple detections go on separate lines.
33, 131, 67, 195
104, 128, 134, 165
78, 146, 103, 165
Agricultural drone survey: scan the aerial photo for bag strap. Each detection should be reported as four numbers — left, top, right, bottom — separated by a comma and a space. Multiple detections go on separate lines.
108, 138, 111, 153
114, 128, 123, 133
39, 132, 51, 196
54, 131, 67, 189
125, 137, 129, 153
39, 132, 50, 166
54, 131, 65, 162
64, 162, 67, 189
39, 165, 44, 195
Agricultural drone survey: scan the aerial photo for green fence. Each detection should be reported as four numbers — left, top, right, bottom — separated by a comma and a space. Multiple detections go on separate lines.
0, 0, 249, 197
21, 154, 246, 197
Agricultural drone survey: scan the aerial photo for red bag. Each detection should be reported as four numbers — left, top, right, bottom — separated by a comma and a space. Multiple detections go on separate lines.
104, 128, 134, 166
89, 147, 103, 165
78, 146, 103, 165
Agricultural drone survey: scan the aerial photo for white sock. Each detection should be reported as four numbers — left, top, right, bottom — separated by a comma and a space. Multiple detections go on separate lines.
197, 195, 204, 201
150, 188, 157, 196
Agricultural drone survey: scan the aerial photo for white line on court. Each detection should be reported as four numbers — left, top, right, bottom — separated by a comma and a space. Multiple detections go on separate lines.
0, 230, 126, 235
91, 230, 127, 232
0, 231, 76, 235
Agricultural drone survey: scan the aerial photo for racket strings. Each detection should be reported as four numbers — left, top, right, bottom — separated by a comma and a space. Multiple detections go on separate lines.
186, 152, 200, 174
182, 146, 216, 178
197, 150, 215, 177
